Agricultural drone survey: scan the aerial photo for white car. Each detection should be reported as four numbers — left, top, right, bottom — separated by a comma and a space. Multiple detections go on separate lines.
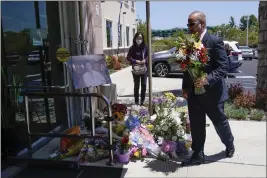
223, 41, 243, 61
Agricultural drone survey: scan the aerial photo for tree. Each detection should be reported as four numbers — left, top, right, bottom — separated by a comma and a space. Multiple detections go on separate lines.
239, 14, 258, 31
171, 30, 186, 38
256, 1, 267, 111
229, 16, 236, 28
136, 19, 147, 44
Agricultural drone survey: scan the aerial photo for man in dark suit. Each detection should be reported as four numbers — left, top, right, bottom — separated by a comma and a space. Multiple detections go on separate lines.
181, 11, 235, 166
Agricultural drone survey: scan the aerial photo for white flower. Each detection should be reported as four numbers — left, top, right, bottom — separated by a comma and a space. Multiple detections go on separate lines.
190, 54, 198, 61
155, 125, 160, 131
174, 117, 182, 125
163, 125, 168, 131
163, 108, 168, 116
176, 97, 185, 103
172, 136, 178, 142
150, 114, 157, 122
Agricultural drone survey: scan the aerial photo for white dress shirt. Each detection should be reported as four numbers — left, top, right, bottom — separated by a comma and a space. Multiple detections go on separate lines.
200, 29, 207, 41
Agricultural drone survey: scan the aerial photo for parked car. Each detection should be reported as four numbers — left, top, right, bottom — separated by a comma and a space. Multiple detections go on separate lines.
152, 47, 242, 77
28, 50, 41, 64
6, 52, 19, 66
238, 46, 253, 60
152, 47, 182, 77
223, 41, 243, 60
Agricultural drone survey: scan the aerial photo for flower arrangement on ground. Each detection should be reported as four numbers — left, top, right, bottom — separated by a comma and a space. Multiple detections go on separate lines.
130, 105, 150, 124
151, 92, 187, 142
170, 34, 210, 95
131, 146, 147, 161
118, 130, 132, 155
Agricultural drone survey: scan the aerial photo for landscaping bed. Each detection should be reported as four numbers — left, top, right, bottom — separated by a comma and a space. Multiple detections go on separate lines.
105, 55, 130, 74
225, 83, 267, 121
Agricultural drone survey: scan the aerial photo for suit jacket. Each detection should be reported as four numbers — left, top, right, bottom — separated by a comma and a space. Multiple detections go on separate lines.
182, 32, 229, 103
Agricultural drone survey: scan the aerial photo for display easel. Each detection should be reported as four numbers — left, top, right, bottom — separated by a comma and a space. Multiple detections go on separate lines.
6, 35, 116, 169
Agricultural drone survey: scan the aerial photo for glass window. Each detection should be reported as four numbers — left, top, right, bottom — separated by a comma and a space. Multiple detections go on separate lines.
118, 24, 122, 47
132, 1, 135, 8
106, 20, 112, 48
38, 1, 48, 29
1, 2, 56, 127
2, 1, 37, 59
126, 26, 130, 46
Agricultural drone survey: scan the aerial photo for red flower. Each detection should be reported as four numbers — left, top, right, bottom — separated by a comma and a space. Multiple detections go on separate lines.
198, 47, 209, 64
181, 63, 187, 70
121, 137, 129, 144
186, 49, 191, 55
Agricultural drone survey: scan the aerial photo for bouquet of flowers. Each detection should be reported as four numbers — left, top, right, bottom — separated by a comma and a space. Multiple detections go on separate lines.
171, 34, 210, 95
131, 146, 147, 161
151, 92, 187, 142
130, 105, 150, 124
116, 129, 131, 155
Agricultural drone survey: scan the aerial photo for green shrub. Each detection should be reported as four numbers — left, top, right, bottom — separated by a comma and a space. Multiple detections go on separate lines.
118, 55, 127, 64
105, 55, 116, 69
225, 103, 249, 120
250, 109, 266, 121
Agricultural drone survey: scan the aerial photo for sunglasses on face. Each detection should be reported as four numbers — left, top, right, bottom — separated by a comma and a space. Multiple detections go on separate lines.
187, 21, 199, 27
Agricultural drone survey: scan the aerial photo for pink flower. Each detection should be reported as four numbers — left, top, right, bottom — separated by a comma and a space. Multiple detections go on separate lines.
142, 148, 147, 157
162, 141, 177, 153
163, 144, 171, 152
132, 146, 138, 153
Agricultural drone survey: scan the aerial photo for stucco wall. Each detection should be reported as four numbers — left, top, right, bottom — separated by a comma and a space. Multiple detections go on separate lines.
101, 1, 137, 51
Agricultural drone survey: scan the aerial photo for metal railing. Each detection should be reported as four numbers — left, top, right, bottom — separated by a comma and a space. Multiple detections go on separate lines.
11, 91, 115, 167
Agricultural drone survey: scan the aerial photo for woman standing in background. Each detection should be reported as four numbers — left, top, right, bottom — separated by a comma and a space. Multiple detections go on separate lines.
127, 32, 148, 106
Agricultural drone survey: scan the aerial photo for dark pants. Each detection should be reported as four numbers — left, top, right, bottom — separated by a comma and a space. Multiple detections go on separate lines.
188, 95, 234, 154
132, 72, 147, 104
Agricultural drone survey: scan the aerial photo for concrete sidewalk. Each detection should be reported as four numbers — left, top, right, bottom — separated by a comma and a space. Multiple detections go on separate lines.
122, 119, 266, 177
110, 67, 182, 97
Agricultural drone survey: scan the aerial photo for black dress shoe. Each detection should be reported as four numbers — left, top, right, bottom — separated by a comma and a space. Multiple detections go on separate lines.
226, 146, 235, 158
181, 153, 205, 167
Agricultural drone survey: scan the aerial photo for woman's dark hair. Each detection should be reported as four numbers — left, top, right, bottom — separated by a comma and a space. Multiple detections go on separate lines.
132, 32, 145, 46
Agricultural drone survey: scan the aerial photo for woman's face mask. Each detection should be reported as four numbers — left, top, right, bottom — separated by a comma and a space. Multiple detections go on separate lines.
136, 39, 142, 45
136, 35, 143, 45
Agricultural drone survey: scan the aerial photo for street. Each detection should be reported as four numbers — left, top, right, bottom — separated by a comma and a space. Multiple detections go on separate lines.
226, 59, 258, 93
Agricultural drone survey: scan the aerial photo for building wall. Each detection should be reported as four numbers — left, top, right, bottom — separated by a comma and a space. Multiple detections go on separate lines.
59, 1, 103, 127
101, 1, 136, 56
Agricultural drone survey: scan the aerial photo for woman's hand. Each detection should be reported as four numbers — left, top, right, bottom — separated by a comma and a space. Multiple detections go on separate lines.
136, 60, 141, 64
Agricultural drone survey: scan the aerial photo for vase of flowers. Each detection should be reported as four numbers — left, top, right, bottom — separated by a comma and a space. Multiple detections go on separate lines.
117, 131, 132, 163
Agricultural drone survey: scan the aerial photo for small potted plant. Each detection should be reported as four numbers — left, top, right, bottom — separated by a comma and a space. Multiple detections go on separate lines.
117, 130, 132, 163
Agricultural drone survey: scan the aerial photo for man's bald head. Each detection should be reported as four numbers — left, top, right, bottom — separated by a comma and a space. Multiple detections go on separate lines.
189, 11, 206, 27
188, 11, 207, 35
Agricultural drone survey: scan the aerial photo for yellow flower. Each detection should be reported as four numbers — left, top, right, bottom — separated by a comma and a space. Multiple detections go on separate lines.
179, 48, 187, 55
185, 141, 192, 150
194, 41, 202, 50
146, 124, 154, 130
112, 112, 124, 121
164, 92, 176, 101
134, 151, 140, 157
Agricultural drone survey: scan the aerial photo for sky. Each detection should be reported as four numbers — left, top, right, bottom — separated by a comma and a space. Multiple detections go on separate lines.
136, 1, 259, 30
